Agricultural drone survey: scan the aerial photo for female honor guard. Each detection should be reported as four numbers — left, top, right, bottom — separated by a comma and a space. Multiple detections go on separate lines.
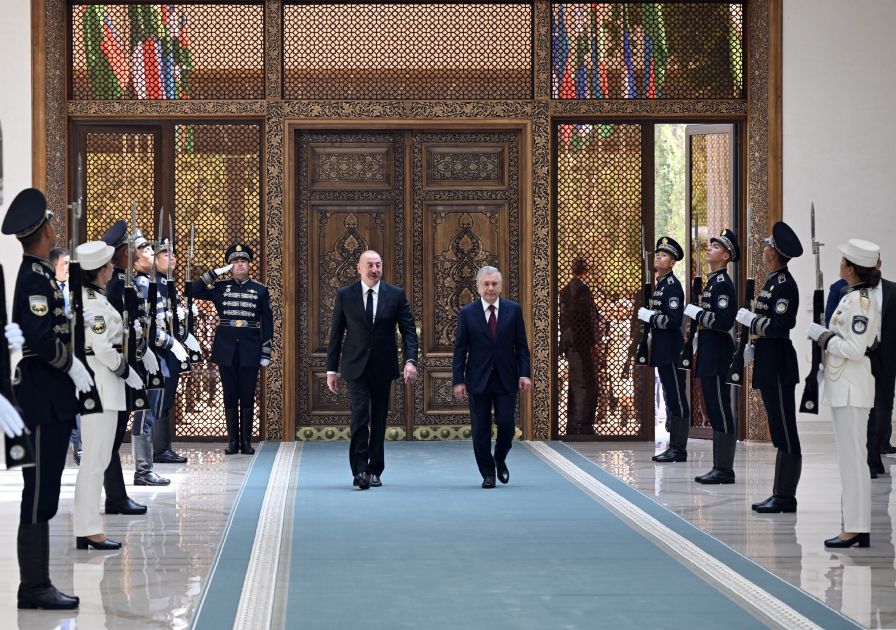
684, 229, 739, 484
74, 241, 144, 550
636, 237, 690, 462
808, 239, 881, 548
193, 243, 273, 455
735, 221, 804, 513
3, 188, 94, 609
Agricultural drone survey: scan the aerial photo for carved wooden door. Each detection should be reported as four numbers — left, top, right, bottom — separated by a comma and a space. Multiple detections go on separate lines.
296, 129, 520, 440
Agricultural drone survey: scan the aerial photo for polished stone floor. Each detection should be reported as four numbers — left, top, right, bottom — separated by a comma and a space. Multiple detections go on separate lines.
572, 419, 896, 629
2, 420, 894, 629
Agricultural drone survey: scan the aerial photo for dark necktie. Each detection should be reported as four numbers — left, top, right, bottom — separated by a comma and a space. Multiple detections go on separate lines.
366, 288, 374, 327
488, 304, 497, 339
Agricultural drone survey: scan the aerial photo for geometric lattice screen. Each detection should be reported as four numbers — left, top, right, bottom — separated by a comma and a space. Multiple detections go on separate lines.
70, 3, 264, 100
283, 2, 533, 100
554, 123, 648, 438
551, 2, 744, 99
80, 122, 263, 440
173, 123, 263, 439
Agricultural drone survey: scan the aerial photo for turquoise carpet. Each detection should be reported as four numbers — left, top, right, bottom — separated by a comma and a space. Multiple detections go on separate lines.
286, 441, 766, 629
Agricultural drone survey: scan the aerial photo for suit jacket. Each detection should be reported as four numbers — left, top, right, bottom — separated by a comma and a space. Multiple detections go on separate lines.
452, 298, 531, 395
326, 280, 418, 382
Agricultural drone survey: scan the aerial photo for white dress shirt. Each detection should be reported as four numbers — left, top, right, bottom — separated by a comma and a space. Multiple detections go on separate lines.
362, 280, 380, 324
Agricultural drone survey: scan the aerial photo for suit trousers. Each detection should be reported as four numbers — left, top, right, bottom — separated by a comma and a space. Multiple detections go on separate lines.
657, 364, 689, 419
831, 405, 872, 533
20, 423, 72, 524
103, 410, 131, 503
468, 371, 517, 479
760, 383, 801, 455
74, 410, 118, 536
699, 375, 736, 435
347, 366, 392, 476
219, 361, 259, 409
566, 348, 597, 433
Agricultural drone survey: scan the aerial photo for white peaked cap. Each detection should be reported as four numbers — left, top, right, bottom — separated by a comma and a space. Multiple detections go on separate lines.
77, 240, 115, 271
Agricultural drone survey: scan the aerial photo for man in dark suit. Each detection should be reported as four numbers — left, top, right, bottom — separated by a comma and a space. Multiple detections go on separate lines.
453, 266, 532, 488
326, 250, 419, 490
868, 258, 896, 475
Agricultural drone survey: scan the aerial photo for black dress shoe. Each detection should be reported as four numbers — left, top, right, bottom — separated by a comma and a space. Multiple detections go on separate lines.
105, 497, 147, 515
754, 496, 797, 514
882, 445, 896, 455
154, 450, 187, 464
76, 536, 123, 550
497, 464, 509, 484
653, 448, 687, 463
824, 533, 870, 548
870, 464, 886, 477
481, 477, 496, 489
134, 472, 170, 486
695, 468, 735, 484
751, 495, 773, 510
370, 474, 382, 487
17, 584, 79, 610
354, 472, 370, 490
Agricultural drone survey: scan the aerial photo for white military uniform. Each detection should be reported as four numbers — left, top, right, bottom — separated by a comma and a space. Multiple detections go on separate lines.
74, 284, 128, 537
821, 284, 880, 533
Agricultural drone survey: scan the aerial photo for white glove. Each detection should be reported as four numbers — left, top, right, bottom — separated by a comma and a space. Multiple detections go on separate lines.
67, 356, 95, 393
125, 369, 144, 389
684, 304, 703, 320
191, 303, 199, 318
185, 334, 201, 352
260, 358, 271, 367
132, 318, 143, 337
170, 339, 188, 362
807, 322, 827, 341
176, 305, 187, 322
5, 322, 25, 351
82, 306, 96, 323
0, 394, 26, 438
743, 343, 755, 366
736, 308, 757, 327
637, 307, 654, 323
156, 313, 166, 327
141, 349, 160, 375
213, 264, 233, 276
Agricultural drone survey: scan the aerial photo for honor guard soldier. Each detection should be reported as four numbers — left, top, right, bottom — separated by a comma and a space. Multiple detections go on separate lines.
132, 231, 184, 485
99, 220, 159, 513
3, 188, 92, 609
684, 229, 739, 484
735, 221, 804, 513
151, 237, 190, 464
637, 237, 691, 463
193, 243, 273, 455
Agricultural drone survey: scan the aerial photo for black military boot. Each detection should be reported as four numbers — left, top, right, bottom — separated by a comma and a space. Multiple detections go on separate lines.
654, 416, 688, 462
694, 431, 721, 482
17, 523, 79, 610
240, 405, 255, 455
224, 408, 240, 455
755, 452, 801, 513
698, 431, 736, 484
153, 414, 187, 464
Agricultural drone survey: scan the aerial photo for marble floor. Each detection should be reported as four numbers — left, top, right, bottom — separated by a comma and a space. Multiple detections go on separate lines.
572, 420, 896, 629
2, 420, 894, 629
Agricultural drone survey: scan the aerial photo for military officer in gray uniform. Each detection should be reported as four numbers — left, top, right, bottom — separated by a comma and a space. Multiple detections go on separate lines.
193, 243, 273, 455
3, 188, 93, 609
637, 236, 690, 463
735, 221, 804, 513
684, 229, 739, 484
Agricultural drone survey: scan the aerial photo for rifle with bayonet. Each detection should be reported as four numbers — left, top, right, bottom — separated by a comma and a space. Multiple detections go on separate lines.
69, 156, 103, 414
727, 205, 755, 386
799, 203, 824, 413
123, 202, 149, 411
145, 215, 164, 389
165, 213, 190, 374
1, 263, 35, 469
635, 225, 652, 367
184, 224, 202, 365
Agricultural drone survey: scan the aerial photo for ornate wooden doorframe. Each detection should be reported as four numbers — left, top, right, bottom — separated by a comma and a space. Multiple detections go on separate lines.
279, 118, 534, 441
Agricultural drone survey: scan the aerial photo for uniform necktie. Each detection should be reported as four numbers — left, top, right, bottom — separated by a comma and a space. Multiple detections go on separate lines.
59, 281, 65, 293
488, 304, 497, 339
366, 288, 374, 327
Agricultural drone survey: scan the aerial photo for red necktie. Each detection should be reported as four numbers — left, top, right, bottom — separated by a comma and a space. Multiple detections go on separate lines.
488, 304, 497, 339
